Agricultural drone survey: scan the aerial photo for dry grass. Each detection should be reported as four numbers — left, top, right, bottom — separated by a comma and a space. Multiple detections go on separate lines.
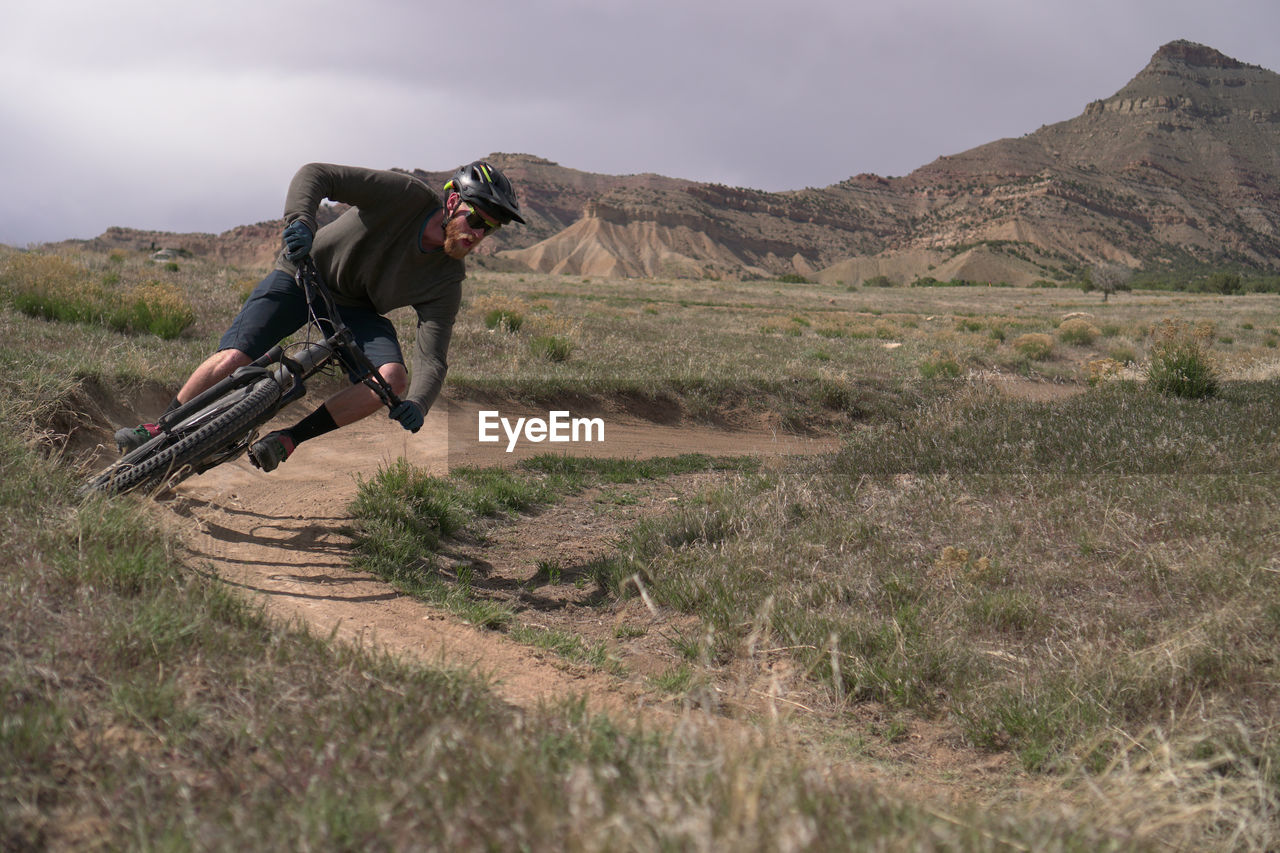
349, 380, 1280, 847
0, 250, 199, 338
2, 430, 1131, 849
7, 249, 1280, 847
581, 381, 1280, 775
9, 249, 1280, 417
447, 273, 1280, 397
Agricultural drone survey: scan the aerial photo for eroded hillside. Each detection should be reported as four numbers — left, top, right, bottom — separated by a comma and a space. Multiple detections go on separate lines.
58, 41, 1280, 285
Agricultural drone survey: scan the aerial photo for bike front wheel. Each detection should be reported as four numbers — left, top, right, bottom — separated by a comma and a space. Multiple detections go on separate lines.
83, 377, 283, 497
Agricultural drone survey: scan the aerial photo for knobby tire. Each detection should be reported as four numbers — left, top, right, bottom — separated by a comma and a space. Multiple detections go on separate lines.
85, 378, 282, 496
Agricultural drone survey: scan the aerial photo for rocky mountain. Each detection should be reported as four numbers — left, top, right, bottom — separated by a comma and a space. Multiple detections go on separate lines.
491, 40, 1280, 283
70, 203, 350, 269
847, 39, 1280, 283
80, 223, 286, 268
76, 41, 1280, 285
494, 40, 1280, 283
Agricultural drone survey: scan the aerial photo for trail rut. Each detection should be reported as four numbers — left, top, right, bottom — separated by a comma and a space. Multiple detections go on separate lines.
161, 398, 832, 716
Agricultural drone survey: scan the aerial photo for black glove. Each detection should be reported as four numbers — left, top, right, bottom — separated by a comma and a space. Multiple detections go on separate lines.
389, 400, 424, 433
282, 221, 313, 262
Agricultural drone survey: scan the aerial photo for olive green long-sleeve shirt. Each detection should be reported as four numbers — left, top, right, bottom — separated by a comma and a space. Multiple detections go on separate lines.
275, 163, 463, 416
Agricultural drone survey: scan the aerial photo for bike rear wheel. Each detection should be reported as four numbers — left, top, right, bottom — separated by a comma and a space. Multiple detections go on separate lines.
84, 377, 282, 496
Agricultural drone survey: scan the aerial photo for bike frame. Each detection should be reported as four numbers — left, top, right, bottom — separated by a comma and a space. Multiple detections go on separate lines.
165, 257, 402, 435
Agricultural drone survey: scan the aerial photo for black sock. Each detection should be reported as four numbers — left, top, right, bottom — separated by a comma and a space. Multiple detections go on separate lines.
287, 405, 339, 446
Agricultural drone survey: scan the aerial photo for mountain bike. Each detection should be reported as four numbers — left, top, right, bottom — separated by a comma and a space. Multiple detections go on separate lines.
81, 257, 405, 497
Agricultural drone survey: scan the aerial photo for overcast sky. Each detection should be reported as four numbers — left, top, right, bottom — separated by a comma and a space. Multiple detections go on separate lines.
3, 0, 1278, 246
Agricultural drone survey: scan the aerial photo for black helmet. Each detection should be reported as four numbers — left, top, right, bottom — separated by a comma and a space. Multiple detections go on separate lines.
444, 160, 525, 225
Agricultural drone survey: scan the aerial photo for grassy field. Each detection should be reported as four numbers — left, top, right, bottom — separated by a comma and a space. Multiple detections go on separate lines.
3, 244, 1280, 849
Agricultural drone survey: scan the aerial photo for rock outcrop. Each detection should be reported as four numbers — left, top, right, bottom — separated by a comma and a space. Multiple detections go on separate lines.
65, 41, 1280, 284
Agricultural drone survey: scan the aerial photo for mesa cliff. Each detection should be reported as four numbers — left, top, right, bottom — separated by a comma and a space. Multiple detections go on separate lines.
73, 41, 1280, 286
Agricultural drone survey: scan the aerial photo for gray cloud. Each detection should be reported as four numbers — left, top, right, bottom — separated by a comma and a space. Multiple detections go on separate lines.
2, 0, 1278, 245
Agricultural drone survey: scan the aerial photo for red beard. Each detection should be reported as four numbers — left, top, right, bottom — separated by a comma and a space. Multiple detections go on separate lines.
442, 213, 481, 259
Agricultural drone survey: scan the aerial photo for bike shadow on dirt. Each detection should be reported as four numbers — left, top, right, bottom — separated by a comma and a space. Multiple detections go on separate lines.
185, 559, 403, 605
167, 496, 404, 606
164, 493, 348, 524
432, 541, 612, 612
169, 499, 347, 560
170, 495, 610, 611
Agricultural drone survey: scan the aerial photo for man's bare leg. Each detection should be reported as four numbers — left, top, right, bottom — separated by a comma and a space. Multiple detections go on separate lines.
176, 349, 254, 405
246, 362, 409, 471
319, 362, 410, 427
116, 348, 255, 452
172, 352, 407, 426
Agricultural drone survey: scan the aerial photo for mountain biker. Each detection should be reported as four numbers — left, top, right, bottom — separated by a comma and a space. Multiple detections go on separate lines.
115, 160, 525, 471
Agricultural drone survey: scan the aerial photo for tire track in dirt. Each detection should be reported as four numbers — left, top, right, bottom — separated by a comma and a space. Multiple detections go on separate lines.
162, 398, 835, 716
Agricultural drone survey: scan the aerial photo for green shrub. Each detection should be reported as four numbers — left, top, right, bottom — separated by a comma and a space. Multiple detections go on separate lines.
1108, 344, 1137, 364
919, 351, 962, 379
1204, 272, 1242, 295
1, 252, 86, 303
0, 253, 194, 339
116, 281, 196, 339
530, 335, 573, 362
1057, 317, 1101, 345
815, 377, 854, 409
1146, 319, 1218, 399
1012, 333, 1054, 361
484, 308, 524, 333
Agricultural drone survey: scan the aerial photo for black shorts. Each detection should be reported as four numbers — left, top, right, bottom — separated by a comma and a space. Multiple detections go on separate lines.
218, 270, 403, 381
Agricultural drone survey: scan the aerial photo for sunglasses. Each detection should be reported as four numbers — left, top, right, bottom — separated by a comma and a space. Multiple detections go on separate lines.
458, 203, 501, 234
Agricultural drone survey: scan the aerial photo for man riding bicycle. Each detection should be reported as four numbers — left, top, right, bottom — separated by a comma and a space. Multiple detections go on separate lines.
116, 160, 525, 471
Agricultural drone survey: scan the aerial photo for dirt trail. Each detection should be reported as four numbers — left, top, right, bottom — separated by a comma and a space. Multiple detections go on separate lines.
163, 398, 834, 718
147, 396, 1031, 803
